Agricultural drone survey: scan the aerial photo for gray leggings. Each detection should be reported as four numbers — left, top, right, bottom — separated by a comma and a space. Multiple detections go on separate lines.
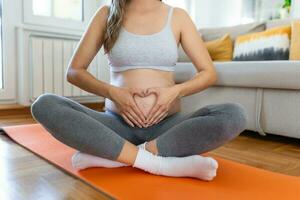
30, 93, 248, 160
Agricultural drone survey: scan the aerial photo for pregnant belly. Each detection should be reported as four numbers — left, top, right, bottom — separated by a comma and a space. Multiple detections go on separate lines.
133, 92, 157, 117
105, 68, 181, 117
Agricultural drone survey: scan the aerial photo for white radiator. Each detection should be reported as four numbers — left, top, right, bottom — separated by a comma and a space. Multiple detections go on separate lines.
29, 36, 104, 100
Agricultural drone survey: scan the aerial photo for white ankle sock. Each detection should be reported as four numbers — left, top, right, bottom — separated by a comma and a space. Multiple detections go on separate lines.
71, 151, 128, 170
71, 142, 146, 170
137, 142, 146, 149
133, 148, 218, 181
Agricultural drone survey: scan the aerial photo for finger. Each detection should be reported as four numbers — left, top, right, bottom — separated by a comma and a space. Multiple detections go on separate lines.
149, 112, 167, 127
148, 106, 165, 125
128, 108, 145, 128
126, 111, 142, 128
145, 89, 160, 121
139, 88, 148, 97
131, 102, 147, 122
125, 110, 143, 128
147, 104, 165, 124
120, 113, 135, 127
146, 103, 160, 122
131, 88, 146, 98
152, 111, 167, 125
153, 112, 168, 125
146, 88, 158, 96
128, 104, 145, 125
141, 89, 148, 97
129, 90, 147, 121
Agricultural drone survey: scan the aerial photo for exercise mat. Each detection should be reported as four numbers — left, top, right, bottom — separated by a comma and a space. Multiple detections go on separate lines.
2, 123, 300, 200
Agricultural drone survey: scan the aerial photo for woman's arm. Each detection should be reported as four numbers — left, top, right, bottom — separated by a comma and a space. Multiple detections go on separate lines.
66, 5, 147, 127
66, 5, 114, 99
174, 8, 218, 98
145, 8, 218, 125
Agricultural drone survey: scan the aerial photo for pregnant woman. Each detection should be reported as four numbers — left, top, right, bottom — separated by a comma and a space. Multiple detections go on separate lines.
31, 0, 248, 181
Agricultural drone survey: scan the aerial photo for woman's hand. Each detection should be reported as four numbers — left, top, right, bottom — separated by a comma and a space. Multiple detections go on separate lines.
108, 86, 147, 128
145, 85, 181, 126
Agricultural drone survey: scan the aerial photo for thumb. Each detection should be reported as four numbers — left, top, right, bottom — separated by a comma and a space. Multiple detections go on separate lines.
133, 88, 147, 97
138, 88, 148, 97
141, 88, 148, 97
146, 87, 158, 95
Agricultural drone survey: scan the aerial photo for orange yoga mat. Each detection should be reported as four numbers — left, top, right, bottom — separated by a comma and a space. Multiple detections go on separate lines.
2, 123, 300, 200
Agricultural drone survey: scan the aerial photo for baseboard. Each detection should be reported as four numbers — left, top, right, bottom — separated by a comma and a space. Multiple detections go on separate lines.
0, 102, 105, 116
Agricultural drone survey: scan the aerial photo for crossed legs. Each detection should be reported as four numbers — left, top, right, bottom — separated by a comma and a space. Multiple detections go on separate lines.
149, 102, 248, 157
31, 93, 248, 180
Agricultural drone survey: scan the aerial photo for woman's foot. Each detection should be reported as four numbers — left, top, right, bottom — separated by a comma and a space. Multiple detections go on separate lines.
71, 143, 146, 170
133, 148, 218, 181
71, 151, 128, 170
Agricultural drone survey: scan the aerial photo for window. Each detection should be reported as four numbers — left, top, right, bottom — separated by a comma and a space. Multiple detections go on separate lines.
32, 0, 83, 21
23, 0, 98, 30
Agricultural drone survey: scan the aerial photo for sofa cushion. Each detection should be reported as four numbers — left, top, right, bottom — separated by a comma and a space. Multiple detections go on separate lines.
178, 34, 233, 62
206, 34, 233, 61
266, 18, 294, 29
233, 25, 291, 61
199, 22, 266, 42
174, 61, 300, 90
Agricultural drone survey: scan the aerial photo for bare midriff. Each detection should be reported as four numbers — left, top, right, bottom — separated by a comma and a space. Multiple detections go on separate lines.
105, 68, 181, 117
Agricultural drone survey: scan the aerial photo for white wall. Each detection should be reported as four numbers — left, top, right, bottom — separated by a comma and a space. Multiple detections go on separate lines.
292, 0, 300, 17
185, 0, 299, 28
1, 0, 110, 105
255, 0, 284, 20
0, 0, 21, 103
187, 0, 245, 28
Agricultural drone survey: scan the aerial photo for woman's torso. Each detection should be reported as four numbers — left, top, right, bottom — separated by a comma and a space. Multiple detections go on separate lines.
105, 3, 181, 117
105, 69, 181, 116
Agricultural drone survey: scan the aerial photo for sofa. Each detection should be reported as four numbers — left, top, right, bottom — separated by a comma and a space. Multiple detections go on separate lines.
174, 18, 300, 139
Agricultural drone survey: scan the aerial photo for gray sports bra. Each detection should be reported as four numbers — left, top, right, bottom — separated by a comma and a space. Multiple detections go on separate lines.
107, 5, 178, 72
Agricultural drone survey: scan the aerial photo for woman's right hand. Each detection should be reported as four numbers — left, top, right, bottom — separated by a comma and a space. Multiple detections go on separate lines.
108, 86, 147, 128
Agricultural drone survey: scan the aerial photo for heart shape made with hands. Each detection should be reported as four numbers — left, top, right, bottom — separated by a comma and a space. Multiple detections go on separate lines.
133, 90, 157, 118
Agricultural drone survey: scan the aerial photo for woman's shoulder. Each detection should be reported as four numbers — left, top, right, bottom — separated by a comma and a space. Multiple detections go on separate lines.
170, 6, 194, 30
172, 6, 190, 22
93, 4, 110, 22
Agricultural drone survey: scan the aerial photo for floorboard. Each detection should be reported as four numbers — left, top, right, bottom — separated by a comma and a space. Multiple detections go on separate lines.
0, 107, 299, 199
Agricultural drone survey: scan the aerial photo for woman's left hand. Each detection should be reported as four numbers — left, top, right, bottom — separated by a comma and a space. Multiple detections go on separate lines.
145, 85, 181, 126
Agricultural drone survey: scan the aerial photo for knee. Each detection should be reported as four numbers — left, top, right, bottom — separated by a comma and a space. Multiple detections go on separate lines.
217, 102, 248, 137
31, 93, 60, 121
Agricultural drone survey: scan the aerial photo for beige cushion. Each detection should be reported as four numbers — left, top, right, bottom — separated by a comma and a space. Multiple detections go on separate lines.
174, 61, 300, 90
266, 18, 297, 29
199, 22, 266, 41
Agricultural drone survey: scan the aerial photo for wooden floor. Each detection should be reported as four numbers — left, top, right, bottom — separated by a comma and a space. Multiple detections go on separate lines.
0, 104, 300, 200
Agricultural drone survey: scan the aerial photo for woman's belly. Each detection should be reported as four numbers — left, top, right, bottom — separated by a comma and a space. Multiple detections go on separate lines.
105, 68, 181, 117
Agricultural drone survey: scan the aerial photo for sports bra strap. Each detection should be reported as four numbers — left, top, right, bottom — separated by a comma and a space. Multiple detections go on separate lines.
166, 6, 174, 26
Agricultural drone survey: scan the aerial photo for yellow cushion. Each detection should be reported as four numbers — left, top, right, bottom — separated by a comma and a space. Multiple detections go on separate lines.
205, 34, 233, 61
290, 20, 300, 60
236, 25, 291, 42
233, 25, 291, 61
